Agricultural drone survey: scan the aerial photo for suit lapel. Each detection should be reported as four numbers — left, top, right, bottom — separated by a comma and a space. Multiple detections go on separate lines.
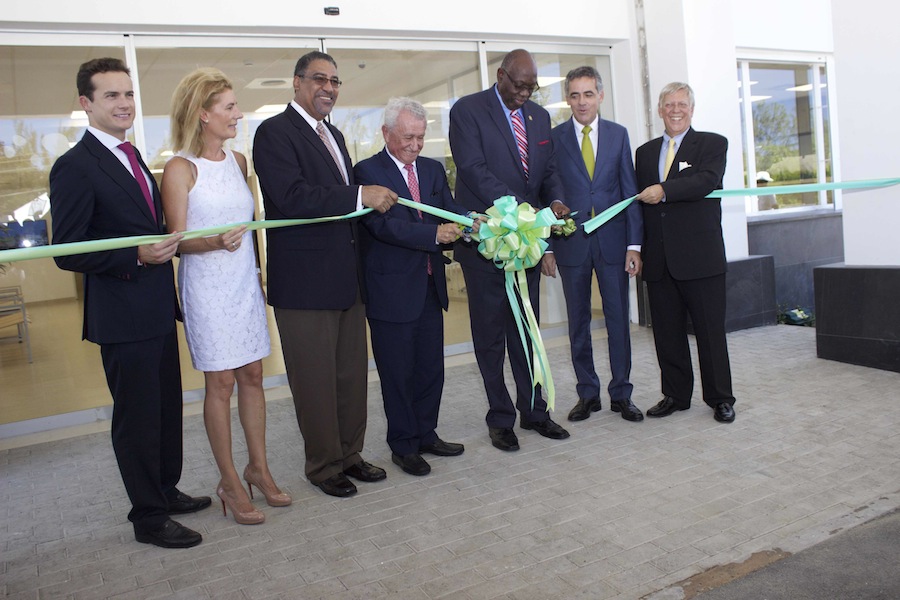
82, 132, 158, 227
286, 107, 346, 184
487, 89, 524, 181
377, 149, 420, 221
670, 128, 697, 179
560, 118, 594, 183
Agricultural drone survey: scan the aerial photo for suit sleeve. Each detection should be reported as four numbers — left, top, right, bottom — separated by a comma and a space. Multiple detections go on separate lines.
449, 101, 518, 210
660, 133, 727, 203
50, 154, 140, 278
355, 160, 439, 251
253, 118, 359, 219
618, 132, 643, 246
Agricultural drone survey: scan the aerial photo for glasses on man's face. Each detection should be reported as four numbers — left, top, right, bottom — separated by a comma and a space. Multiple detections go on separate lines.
299, 74, 343, 89
501, 68, 539, 95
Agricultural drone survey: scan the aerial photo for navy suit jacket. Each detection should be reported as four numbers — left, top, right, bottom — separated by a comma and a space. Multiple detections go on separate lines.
449, 85, 565, 273
635, 128, 727, 282
50, 131, 177, 344
355, 149, 468, 323
253, 105, 363, 310
550, 117, 642, 267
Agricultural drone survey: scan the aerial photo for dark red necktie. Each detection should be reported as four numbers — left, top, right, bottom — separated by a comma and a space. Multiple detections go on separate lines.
404, 163, 432, 275
118, 141, 157, 220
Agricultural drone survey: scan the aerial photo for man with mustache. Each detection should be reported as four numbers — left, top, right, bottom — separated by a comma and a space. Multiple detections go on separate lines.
253, 51, 398, 497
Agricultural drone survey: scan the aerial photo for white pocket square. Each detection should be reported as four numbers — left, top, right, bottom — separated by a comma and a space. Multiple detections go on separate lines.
679, 161, 692, 171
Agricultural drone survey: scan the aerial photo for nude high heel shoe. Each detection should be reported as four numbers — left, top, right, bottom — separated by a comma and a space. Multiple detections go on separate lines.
243, 467, 292, 507
216, 483, 265, 525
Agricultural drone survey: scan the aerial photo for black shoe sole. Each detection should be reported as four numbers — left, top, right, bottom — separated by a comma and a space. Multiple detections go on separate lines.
491, 439, 520, 451
135, 533, 202, 548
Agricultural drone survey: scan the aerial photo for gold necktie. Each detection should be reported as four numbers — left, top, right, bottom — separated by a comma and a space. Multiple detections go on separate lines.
581, 125, 595, 180
663, 138, 676, 181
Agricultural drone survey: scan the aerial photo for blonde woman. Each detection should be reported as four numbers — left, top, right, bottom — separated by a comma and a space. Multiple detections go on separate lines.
162, 68, 290, 524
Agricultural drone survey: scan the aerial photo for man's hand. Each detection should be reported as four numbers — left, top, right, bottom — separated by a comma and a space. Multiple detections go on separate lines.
550, 199, 571, 218
436, 223, 463, 244
636, 184, 665, 205
625, 249, 642, 278
541, 252, 557, 278
138, 232, 184, 265
362, 185, 398, 213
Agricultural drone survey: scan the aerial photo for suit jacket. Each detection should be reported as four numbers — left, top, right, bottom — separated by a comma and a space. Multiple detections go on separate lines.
449, 86, 565, 273
550, 117, 642, 266
50, 130, 177, 344
253, 105, 363, 310
635, 128, 727, 282
355, 149, 468, 323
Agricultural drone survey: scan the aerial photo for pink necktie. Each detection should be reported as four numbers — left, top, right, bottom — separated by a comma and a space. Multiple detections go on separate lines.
118, 141, 156, 220
404, 163, 431, 275
316, 121, 347, 184
511, 110, 529, 180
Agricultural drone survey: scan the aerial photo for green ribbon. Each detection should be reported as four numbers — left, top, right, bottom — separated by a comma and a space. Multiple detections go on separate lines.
582, 177, 900, 234
0, 198, 476, 264
475, 196, 563, 411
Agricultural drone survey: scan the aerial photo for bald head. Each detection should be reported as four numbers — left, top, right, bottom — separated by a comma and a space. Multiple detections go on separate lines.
496, 49, 538, 111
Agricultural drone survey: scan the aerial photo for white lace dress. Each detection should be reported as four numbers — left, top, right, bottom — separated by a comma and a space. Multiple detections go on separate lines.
177, 150, 270, 372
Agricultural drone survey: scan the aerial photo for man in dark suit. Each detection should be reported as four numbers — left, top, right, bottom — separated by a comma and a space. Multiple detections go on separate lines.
449, 48, 571, 451
545, 66, 645, 424
634, 81, 737, 423
50, 57, 210, 549
355, 97, 472, 476
253, 51, 397, 497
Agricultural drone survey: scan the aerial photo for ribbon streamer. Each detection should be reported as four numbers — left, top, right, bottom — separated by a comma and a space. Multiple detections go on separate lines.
475, 196, 562, 411
582, 177, 900, 234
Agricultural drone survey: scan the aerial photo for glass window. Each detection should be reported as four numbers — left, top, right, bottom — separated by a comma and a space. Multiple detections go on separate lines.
737, 60, 833, 211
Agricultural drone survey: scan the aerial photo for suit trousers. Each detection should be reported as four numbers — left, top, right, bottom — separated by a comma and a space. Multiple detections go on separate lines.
100, 329, 183, 532
368, 277, 443, 456
558, 241, 634, 402
274, 299, 367, 484
461, 264, 549, 428
646, 268, 735, 407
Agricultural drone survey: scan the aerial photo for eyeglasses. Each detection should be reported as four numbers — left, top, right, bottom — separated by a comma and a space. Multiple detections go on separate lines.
299, 74, 343, 89
500, 68, 540, 95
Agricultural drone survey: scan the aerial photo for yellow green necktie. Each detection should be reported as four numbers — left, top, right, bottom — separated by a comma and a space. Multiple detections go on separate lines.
581, 125, 595, 180
663, 138, 676, 180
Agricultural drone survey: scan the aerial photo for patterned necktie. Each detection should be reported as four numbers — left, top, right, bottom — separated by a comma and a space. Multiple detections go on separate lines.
663, 137, 676, 181
316, 121, 347, 184
117, 141, 156, 220
511, 110, 529, 180
404, 163, 431, 275
581, 125, 595, 180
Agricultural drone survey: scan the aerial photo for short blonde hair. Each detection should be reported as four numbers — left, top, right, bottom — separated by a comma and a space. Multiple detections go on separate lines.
170, 67, 233, 157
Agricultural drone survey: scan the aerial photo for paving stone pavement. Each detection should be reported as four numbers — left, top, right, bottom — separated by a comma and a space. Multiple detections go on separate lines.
2, 324, 899, 599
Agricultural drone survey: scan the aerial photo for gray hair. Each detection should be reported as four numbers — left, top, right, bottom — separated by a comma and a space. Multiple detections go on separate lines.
658, 82, 695, 108
564, 66, 603, 95
383, 97, 428, 129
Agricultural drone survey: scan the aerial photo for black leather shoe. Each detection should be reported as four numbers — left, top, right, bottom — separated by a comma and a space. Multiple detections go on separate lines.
392, 453, 431, 476
316, 473, 357, 497
135, 519, 202, 548
489, 427, 520, 451
344, 460, 387, 482
714, 402, 736, 423
167, 490, 212, 515
610, 399, 644, 422
420, 438, 464, 456
567, 397, 602, 422
646, 396, 690, 418
520, 418, 570, 439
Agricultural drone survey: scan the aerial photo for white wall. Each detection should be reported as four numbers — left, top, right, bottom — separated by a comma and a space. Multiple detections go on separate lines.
732, 0, 833, 52
643, 0, 749, 260
831, 0, 900, 265
3, 0, 633, 41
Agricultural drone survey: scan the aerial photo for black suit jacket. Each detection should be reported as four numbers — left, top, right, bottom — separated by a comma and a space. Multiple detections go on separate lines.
253, 105, 363, 310
635, 128, 727, 282
355, 149, 468, 323
449, 85, 565, 273
50, 131, 177, 344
